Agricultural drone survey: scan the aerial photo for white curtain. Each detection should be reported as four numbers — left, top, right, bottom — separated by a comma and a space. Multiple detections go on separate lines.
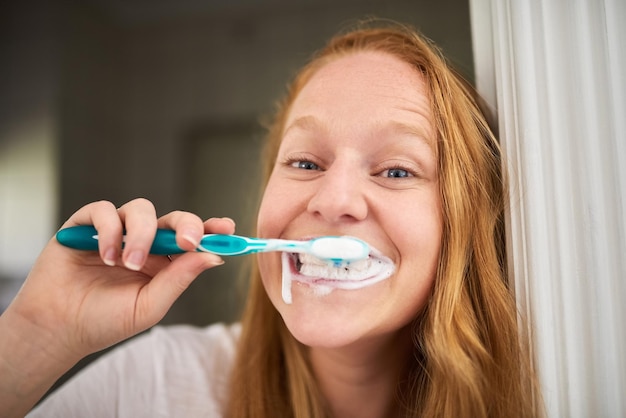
470, 0, 626, 416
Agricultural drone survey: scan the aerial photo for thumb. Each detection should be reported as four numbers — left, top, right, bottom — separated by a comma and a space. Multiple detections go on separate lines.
135, 253, 224, 327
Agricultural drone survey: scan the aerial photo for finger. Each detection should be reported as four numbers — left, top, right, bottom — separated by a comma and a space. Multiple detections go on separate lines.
135, 252, 224, 325
157, 211, 205, 252
204, 217, 236, 235
116, 198, 158, 271
60, 200, 123, 267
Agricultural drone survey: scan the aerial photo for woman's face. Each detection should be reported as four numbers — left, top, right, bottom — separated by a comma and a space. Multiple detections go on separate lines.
256, 51, 442, 348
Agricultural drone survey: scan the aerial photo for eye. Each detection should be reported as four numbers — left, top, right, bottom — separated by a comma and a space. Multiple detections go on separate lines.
380, 167, 414, 178
290, 160, 321, 170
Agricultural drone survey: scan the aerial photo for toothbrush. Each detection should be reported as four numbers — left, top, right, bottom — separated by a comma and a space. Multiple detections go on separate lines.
55, 225, 370, 264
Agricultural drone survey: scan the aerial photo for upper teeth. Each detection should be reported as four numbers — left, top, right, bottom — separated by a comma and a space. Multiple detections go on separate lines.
297, 253, 387, 280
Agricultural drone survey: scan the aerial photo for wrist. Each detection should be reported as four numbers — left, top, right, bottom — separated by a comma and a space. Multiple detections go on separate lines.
0, 306, 81, 416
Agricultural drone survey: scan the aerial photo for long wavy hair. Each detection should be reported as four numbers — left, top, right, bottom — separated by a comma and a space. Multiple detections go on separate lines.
226, 21, 542, 417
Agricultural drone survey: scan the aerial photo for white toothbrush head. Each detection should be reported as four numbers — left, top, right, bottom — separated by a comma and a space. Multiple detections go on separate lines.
307, 236, 370, 263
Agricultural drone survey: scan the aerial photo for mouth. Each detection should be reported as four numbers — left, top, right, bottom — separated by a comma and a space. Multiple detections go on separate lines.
280, 246, 395, 304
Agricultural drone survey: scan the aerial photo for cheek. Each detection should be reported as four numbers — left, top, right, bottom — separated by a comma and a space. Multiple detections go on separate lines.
385, 193, 443, 247
256, 253, 274, 287
256, 180, 285, 238
256, 175, 309, 238
256, 252, 284, 308
389, 191, 443, 293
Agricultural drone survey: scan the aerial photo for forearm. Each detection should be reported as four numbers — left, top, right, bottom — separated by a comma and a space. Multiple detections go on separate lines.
0, 309, 80, 418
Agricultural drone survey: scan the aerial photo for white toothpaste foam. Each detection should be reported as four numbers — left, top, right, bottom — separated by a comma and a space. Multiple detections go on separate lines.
281, 252, 292, 304
280, 246, 395, 304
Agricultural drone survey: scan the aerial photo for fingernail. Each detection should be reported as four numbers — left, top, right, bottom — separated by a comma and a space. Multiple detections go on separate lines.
103, 248, 117, 266
181, 230, 200, 248
125, 250, 145, 271
209, 255, 225, 266
221, 217, 236, 227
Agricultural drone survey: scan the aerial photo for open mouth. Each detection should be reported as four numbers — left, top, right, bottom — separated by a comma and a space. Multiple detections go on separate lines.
280, 248, 395, 304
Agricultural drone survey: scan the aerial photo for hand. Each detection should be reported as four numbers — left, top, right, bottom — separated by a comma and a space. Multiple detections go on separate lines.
0, 198, 234, 416
14, 198, 233, 356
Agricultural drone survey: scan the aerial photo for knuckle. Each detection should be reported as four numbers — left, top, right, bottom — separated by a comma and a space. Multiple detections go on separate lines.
171, 210, 203, 226
169, 210, 186, 219
91, 200, 117, 212
133, 197, 152, 207
128, 197, 155, 213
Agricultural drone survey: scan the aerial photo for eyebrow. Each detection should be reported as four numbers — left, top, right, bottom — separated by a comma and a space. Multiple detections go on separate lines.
384, 120, 435, 152
282, 115, 326, 138
283, 115, 435, 153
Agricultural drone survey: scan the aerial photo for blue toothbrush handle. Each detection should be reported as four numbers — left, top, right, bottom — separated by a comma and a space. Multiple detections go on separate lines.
56, 225, 185, 255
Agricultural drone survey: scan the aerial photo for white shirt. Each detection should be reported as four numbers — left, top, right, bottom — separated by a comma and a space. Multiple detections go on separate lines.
28, 323, 241, 417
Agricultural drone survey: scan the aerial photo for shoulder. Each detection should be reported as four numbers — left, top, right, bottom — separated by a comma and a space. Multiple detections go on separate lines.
29, 322, 242, 418
95, 322, 242, 383
135, 322, 242, 363
119, 322, 242, 413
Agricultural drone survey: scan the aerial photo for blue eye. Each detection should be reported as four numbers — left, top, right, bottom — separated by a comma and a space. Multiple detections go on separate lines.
384, 168, 412, 178
292, 161, 320, 170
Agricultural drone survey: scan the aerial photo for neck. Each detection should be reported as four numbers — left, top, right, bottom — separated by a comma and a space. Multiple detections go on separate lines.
309, 326, 414, 418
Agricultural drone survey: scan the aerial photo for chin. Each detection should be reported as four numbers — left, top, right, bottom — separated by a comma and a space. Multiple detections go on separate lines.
282, 310, 368, 348
273, 283, 389, 349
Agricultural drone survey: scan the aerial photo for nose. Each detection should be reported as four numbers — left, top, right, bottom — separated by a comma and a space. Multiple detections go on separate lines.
306, 162, 368, 223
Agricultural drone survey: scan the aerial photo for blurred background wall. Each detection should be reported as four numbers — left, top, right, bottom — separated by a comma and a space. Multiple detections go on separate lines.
0, 0, 473, 326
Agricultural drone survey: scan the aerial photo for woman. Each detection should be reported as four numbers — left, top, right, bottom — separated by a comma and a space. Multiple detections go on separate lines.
227, 23, 541, 417
0, 22, 541, 417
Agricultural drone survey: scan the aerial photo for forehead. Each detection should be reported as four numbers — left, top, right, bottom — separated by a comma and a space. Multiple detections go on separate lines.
309, 50, 425, 90
285, 51, 434, 140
